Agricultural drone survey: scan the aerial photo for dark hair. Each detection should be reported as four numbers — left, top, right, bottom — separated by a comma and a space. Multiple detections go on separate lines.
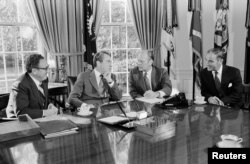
26, 54, 44, 73
93, 51, 111, 67
207, 48, 224, 60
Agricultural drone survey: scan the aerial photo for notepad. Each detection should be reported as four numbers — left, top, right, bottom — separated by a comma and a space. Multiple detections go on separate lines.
35, 116, 79, 139
136, 97, 164, 104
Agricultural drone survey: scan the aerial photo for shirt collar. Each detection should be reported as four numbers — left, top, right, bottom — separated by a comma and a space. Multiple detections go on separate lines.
28, 73, 41, 88
214, 65, 222, 75
144, 67, 152, 75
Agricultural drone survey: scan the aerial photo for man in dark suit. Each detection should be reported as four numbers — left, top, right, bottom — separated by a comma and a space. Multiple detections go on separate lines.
8, 54, 58, 119
200, 48, 243, 107
68, 51, 122, 109
129, 50, 172, 99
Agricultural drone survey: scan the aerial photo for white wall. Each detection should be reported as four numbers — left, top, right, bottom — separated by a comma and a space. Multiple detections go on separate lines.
161, 0, 247, 99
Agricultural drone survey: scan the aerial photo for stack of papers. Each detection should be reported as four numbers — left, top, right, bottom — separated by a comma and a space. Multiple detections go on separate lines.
35, 116, 79, 139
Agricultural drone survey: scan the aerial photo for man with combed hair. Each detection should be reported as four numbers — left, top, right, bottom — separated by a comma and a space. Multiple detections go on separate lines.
129, 50, 172, 99
200, 48, 243, 107
68, 51, 122, 110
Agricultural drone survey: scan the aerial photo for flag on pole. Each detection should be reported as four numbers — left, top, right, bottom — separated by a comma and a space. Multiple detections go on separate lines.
162, 0, 178, 79
190, 10, 202, 88
214, 0, 229, 64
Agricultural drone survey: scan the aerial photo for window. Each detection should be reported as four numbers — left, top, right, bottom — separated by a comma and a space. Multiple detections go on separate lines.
97, 0, 141, 95
0, 0, 40, 93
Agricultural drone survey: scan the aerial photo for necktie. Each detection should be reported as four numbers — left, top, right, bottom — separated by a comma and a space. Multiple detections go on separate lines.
99, 75, 105, 97
39, 83, 44, 95
214, 71, 221, 91
144, 72, 151, 90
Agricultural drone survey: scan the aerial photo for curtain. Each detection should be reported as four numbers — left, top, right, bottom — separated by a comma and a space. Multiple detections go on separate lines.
27, 0, 85, 78
245, 0, 250, 84
214, 0, 229, 64
128, 0, 163, 67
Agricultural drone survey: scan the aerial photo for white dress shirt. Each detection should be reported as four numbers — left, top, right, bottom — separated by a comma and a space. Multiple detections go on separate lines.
212, 65, 222, 82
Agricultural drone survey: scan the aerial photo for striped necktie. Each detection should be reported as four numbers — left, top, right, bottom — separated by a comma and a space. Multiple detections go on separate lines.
144, 72, 151, 90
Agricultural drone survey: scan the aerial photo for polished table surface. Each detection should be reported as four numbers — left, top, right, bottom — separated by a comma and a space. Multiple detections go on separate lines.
0, 100, 249, 164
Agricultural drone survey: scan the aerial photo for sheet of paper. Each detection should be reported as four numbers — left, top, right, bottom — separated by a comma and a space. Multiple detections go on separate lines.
98, 116, 129, 125
136, 97, 164, 104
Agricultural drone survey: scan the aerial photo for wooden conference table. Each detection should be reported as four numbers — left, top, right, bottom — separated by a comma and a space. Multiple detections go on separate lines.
0, 100, 249, 164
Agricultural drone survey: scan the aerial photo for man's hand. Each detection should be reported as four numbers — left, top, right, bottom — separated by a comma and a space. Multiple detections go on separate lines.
103, 72, 113, 83
43, 103, 58, 117
208, 96, 224, 106
143, 90, 160, 98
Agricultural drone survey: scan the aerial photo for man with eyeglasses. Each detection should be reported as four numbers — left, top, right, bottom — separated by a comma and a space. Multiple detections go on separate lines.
200, 48, 243, 107
6, 54, 58, 119
68, 51, 122, 110
129, 50, 172, 99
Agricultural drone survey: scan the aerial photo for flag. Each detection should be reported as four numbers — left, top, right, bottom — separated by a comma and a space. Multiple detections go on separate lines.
245, 0, 250, 84
162, 0, 178, 79
214, 0, 229, 64
190, 11, 202, 88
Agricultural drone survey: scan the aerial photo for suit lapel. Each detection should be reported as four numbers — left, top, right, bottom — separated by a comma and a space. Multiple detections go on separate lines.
89, 71, 99, 93
221, 65, 228, 86
26, 73, 45, 108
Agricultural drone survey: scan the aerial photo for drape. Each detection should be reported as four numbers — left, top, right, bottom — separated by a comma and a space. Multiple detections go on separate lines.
245, 0, 250, 84
84, 0, 105, 66
128, 0, 163, 67
27, 0, 85, 77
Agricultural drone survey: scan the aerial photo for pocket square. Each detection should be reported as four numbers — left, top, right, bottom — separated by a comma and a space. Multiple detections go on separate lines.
228, 83, 232, 88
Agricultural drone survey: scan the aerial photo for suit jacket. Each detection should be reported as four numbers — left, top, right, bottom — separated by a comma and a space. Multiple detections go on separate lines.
129, 66, 172, 99
68, 70, 122, 108
200, 65, 243, 107
15, 73, 49, 118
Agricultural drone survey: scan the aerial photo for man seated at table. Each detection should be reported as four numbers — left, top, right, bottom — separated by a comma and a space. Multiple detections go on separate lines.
68, 51, 122, 110
129, 49, 172, 99
200, 48, 243, 107
6, 54, 58, 119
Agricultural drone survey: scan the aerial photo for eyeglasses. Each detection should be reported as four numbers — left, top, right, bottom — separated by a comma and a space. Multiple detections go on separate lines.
33, 66, 49, 71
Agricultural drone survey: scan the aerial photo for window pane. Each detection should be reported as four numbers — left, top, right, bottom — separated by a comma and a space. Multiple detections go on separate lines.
126, 3, 132, 23
128, 49, 140, 71
112, 26, 126, 48
7, 80, 15, 92
113, 50, 126, 72
17, 0, 34, 24
0, 54, 4, 80
21, 27, 38, 51
0, 81, 6, 93
6, 53, 18, 80
3, 26, 18, 52
127, 26, 140, 48
0, 27, 2, 51
102, 0, 110, 23
111, 1, 125, 23
115, 73, 127, 94
0, 0, 17, 22
97, 26, 111, 50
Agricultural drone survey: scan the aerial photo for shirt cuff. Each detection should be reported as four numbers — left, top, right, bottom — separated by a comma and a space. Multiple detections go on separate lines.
158, 91, 165, 98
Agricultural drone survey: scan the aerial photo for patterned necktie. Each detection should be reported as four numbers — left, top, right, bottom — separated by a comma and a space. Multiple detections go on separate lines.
39, 83, 44, 95
214, 71, 221, 91
99, 74, 105, 97
144, 72, 151, 90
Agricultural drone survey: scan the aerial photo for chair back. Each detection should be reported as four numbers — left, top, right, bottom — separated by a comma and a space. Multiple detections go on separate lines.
0, 93, 9, 119
242, 83, 250, 109
67, 76, 77, 94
